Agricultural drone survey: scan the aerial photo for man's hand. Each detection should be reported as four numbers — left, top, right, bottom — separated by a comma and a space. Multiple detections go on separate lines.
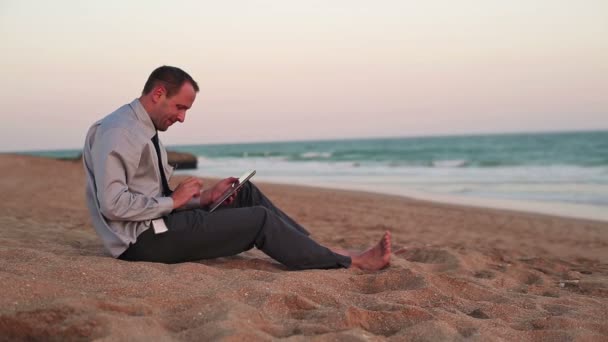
170, 177, 203, 209
200, 177, 239, 207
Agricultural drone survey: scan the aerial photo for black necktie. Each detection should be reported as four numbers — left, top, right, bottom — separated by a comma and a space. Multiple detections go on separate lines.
151, 132, 172, 196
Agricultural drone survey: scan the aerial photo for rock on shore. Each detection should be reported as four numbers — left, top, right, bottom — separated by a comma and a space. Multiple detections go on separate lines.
59, 150, 198, 170
166, 151, 197, 170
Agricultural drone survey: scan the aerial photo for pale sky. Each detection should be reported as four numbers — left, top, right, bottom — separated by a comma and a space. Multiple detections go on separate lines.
1, 0, 607, 151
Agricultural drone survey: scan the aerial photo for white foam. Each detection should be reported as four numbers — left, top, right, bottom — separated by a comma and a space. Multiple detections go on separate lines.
255, 178, 608, 222
299, 151, 333, 159
178, 157, 608, 221
432, 159, 468, 168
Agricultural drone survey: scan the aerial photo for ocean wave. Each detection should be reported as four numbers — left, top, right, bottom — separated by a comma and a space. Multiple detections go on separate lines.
239, 151, 284, 158
431, 159, 468, 168
184, 155, 608, 207
298, 151, 333, 159
476, 160, 508, 167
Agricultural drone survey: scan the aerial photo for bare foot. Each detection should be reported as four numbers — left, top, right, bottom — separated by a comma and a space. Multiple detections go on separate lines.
350, 231, 391, 271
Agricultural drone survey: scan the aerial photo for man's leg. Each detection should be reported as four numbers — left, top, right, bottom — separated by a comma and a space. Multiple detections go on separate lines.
221, 182, 310, 235
119, 206, 351, 270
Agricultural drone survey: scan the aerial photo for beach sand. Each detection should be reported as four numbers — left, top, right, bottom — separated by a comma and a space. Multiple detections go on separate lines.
1, 154, 607, 341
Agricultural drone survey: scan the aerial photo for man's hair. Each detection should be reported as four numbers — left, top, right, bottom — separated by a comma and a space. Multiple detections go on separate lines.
142, 66, 199, 97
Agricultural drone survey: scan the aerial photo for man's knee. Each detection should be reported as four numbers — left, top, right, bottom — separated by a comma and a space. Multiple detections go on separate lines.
249, 205, 269, 226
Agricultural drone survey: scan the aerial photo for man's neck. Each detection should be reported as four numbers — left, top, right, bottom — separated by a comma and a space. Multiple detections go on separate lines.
138, 95, 160, 132
138, 95, 155, 116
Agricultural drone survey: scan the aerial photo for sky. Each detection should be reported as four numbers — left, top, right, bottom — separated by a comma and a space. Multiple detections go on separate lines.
0, 0, 607, 151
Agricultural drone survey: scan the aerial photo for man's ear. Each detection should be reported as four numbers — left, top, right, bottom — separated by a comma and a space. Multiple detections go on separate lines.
151, 85, 166, 104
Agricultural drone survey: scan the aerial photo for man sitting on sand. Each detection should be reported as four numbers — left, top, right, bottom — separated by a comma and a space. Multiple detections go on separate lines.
82, 65, 391, 270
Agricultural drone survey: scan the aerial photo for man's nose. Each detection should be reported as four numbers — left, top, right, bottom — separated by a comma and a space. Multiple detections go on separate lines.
177, 112, 186, 123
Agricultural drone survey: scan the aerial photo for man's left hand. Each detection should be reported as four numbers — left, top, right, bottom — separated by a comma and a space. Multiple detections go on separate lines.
200, 177, 239, 207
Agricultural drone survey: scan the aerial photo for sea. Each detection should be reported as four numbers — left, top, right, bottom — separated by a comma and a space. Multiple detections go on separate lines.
23, 130, 608, 221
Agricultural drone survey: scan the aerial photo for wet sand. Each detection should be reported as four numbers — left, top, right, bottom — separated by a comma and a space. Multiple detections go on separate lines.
1, 154, 607, 341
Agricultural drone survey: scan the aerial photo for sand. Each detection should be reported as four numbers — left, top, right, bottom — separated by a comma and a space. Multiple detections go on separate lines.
0, 154, 607, 341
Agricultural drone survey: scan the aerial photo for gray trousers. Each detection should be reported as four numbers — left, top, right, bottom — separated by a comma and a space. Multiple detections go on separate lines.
119, 182, 351, 270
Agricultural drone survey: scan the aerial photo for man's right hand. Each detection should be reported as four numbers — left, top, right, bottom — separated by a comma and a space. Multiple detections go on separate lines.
170, 177, 203, 209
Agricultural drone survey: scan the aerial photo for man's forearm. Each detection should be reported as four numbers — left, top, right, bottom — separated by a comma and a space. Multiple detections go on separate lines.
199, 189, 214, 207
177, 196, 204, 211
99, 189, 174, 221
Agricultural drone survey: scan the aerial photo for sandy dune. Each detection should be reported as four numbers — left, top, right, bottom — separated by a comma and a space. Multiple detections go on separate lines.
0, 154, 607, 341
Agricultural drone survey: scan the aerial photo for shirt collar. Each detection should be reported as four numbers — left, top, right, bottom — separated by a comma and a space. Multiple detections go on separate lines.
129, 98, 157, 139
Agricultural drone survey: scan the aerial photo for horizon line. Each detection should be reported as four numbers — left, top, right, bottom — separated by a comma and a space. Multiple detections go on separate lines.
3, 127, 608, 154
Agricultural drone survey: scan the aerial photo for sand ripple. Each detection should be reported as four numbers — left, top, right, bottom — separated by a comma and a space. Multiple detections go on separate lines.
1, 155, 607, 341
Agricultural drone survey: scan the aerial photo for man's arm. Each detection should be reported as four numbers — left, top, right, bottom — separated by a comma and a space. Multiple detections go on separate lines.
91, 128, 175, 221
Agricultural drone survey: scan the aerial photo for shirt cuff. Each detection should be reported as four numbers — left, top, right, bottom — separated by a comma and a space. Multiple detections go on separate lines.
157, 196, 174, 216
183, 196, 202, 210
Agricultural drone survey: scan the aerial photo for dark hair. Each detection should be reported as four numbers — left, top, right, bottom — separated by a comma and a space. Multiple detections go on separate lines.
142, 65, 199, 97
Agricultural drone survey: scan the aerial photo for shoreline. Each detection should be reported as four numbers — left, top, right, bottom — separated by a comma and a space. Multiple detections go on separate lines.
184, 172, 608, 223
269, 179, 608, 223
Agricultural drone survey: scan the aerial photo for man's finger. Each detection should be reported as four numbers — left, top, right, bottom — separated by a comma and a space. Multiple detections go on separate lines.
179, 178, 194, 186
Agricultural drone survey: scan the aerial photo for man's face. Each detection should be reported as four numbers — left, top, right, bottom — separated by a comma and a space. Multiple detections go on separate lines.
153, 82, 197, 131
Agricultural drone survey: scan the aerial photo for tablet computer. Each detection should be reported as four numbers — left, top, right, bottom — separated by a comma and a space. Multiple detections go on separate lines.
208, 170, 256, 212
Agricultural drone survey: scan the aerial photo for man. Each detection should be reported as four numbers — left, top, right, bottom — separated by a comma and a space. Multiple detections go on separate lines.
83, 65, 391, 270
